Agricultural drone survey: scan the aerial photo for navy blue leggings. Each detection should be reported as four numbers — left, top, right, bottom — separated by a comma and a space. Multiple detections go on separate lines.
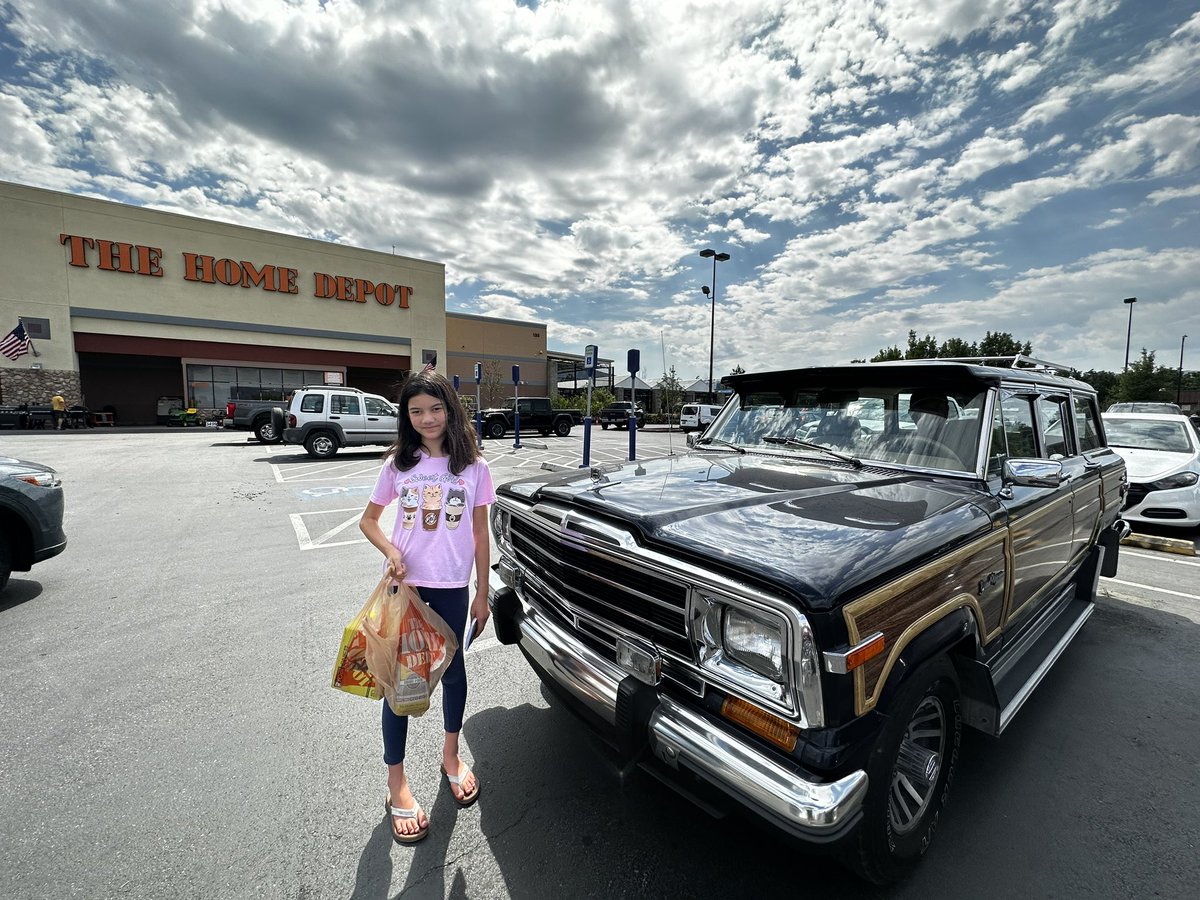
381, 585, 469, 765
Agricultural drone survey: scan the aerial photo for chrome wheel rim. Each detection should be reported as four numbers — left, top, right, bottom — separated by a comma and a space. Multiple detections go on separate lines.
313, 435, 334, 455
888, 695, 945, 835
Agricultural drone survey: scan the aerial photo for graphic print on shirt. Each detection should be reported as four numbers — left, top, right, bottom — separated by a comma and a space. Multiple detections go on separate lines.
401, 486, 420, 530
445, 487, 466, 530
421, 483, 443, 531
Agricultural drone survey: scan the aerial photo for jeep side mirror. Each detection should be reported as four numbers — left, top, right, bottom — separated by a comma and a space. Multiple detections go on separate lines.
1002, 458, 1065, 489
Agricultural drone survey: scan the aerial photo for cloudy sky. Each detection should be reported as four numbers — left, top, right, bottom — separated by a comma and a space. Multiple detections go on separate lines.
2, 0, 1198, 381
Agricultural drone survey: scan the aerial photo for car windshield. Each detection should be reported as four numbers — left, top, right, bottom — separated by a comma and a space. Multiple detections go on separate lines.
701, 380, 987, 473
1104, 419, 1194, 453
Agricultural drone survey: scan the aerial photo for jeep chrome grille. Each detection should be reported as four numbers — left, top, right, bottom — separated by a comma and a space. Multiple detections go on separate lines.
510, 518, 691, 657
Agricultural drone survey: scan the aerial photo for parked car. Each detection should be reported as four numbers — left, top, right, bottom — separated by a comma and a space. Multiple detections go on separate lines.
679, 403, 722, 433
598, 401, 646, 429
488, 358, 1129, 883
1106, 401, 1182, 415
0, 455, 67, 592
1102, 412, 1200, 528
480, 397, 582, 439
281, 386, 398, 459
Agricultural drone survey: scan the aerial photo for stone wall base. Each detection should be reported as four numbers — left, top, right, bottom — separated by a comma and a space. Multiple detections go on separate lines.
0, 368, 83, 407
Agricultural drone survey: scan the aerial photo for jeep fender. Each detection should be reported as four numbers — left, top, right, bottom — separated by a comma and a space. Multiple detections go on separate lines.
874, 606, 978, 715
297, 422, 347, 447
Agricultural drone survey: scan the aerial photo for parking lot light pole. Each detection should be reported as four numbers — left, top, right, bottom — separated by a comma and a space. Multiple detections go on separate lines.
1179, 334, 1188, 404
1123, 297, 1137, 372
700, 248, 730, 403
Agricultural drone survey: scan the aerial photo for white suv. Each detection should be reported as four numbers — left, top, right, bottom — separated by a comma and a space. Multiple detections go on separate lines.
279, 386, 398, 458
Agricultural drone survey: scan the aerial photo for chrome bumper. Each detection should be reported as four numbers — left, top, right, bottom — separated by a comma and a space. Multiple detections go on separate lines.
492, 568, 868, 841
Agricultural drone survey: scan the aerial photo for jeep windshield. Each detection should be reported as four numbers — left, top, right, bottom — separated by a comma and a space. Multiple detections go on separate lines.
703, 372, 987, 474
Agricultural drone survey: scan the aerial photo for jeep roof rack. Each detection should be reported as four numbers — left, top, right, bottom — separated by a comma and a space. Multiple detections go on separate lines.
298, 384, 364, 392
932, 354, 1076, 376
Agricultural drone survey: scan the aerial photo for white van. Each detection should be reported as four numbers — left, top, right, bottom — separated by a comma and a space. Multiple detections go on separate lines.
680, 403, 722, 433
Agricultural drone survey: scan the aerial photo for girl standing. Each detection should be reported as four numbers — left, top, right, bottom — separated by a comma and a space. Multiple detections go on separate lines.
359, 370, 494, 844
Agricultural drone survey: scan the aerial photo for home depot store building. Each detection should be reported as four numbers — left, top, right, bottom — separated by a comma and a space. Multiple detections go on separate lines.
0, 181, 549, 423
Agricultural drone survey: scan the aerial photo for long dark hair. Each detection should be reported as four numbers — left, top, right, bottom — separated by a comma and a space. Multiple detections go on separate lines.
388, 371, 480, 474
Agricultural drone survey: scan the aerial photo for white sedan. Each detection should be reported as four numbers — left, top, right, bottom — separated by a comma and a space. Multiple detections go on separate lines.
1102, 413, 1200, 529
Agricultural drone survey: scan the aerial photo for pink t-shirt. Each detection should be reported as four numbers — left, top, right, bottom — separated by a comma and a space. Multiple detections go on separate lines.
369, 452, 496, 588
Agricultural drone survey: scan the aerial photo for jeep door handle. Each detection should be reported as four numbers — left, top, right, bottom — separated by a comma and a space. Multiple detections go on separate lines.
330, 415, 341, 419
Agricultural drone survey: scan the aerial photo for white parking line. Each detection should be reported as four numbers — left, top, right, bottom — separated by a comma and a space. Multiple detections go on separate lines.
271, 458, 385, 484
290, 505, 396, 550
1101, 578, 1200, 602
1122, 549, 1200, 567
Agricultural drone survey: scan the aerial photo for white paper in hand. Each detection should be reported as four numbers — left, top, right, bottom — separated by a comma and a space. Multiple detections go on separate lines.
463, 617, 478, 651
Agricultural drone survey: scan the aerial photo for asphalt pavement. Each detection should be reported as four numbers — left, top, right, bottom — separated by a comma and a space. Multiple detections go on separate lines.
0, 428, 1197, 899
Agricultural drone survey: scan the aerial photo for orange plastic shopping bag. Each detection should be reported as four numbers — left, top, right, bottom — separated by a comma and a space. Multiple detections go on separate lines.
331, 586, 385, 700
361, 575, 459, 717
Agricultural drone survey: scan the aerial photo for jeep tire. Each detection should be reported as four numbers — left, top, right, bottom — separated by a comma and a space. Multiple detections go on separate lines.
0, 534, 11, 593
304, 430, 339, 459
554, 419, 571, 437
486, 420, 505, 440
846, 656, 961, 885
600, 422, 609, 430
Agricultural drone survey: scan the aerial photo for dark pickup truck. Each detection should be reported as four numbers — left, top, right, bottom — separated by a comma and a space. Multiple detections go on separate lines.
481, 397, 582, 439
599, 401, 646, 429
488, 357, 1130, 883
225, 399, 290, 442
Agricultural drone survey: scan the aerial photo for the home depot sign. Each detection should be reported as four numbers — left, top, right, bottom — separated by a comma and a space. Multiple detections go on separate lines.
58, 233, 413, 309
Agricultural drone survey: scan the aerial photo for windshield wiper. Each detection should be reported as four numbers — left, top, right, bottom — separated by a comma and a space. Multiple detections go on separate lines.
761, 436, 863, 467
694, 437, 746, 454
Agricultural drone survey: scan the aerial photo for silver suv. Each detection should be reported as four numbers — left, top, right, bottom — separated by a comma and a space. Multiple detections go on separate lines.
280, 386, 398, 458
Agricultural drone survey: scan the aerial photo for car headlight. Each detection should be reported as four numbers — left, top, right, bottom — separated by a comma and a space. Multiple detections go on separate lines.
723, 607, 784, 681
0, 465, 60, 487
1149, 471, 1199, 491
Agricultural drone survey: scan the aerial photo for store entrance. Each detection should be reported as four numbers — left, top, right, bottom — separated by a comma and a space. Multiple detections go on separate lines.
348, 366, 409, 402
78, 353, 183, 426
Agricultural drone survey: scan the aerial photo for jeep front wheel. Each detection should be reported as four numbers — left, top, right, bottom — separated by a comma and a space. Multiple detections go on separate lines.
486, 420, 506, 440
554, 419, 571, 437
304, 430, 338, 459
847, 657, 961, 885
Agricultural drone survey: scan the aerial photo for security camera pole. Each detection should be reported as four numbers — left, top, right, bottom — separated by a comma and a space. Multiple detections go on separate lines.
627, 348, 640, 461
581, 344, 597, 468
512, 364, 521, 450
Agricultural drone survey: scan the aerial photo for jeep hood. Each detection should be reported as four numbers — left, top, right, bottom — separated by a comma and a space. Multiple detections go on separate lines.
498, 451, 995, 611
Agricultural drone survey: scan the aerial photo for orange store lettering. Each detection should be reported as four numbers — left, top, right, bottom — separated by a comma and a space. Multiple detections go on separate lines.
57, 231, 414, 310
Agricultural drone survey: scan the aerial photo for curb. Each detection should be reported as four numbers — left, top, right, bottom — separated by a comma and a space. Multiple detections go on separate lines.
1120, 532, 1197, 557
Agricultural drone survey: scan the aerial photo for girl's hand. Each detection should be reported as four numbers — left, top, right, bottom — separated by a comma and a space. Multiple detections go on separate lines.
385, 554, 407, 582
470, 593, 490, 638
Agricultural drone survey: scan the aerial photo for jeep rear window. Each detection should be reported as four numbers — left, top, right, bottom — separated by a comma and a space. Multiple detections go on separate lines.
301, 394, 324, 413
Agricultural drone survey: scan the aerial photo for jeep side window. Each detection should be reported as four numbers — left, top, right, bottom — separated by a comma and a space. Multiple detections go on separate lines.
986, 402, 1008, 479
1073, 395, 1103, 452
300, 394, 324, 413
331, 394, 361, 415
1000, 394, 1037, 459
364, 398, 392, 417
1037, 396, 1072, 458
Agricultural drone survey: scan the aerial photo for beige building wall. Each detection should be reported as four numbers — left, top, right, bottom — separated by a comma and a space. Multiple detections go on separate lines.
446, 313, 548, 408
0, 181, 446, 420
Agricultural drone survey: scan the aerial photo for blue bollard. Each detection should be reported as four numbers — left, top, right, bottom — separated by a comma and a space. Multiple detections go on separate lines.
580, 416, 592, 467
475, 410, 483, 448
628, 415, 637, 461
513, 410, 521, 449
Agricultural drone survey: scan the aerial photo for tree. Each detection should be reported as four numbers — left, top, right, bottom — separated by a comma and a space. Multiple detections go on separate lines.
1076, 369, 1121, 410
658, 366, 684, 416
481, 361, 506, 408
870, 345, 904, 362
1113, 349, 1175, 403
905, 330, 939, 359
977, 331, 1032, 357
938, 337, 976, 358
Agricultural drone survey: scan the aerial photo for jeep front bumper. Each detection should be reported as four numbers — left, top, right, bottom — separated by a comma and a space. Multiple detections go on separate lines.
489, 566, 868, 842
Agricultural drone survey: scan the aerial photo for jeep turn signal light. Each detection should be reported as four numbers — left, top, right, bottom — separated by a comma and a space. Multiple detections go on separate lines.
720, 696, 800, 752
845, 633, 886, 671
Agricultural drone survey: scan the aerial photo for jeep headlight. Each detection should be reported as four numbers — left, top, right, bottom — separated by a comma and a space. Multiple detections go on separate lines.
491, 505, 513, 553
723, 607, 784, 681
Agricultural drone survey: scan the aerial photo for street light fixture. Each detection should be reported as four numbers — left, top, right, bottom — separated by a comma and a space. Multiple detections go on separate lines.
1123, 297, 1137, 372
700, 248, 730, 403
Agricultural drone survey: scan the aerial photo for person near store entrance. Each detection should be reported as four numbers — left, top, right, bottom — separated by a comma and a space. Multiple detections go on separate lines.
358, 369, 495, 844
51, 391, 67, 430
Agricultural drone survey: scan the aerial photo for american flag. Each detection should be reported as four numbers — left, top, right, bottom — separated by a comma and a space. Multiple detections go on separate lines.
0, 322, 31, 360
421, 353, 437, 373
